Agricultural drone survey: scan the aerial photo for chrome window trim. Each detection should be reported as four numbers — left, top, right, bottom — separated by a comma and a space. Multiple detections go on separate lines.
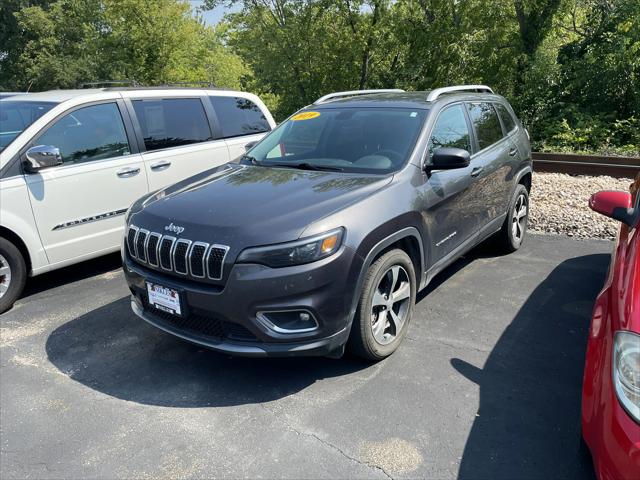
206, 244, 230, 281
189, 241, 209, 278
172, 239, 192, 275
146, 232, 162, 267
159, 236, 176, 271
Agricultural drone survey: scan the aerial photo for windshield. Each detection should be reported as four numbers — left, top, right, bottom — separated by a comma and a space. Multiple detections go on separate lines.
0, 100, 57, 151
247, 107, 428, 174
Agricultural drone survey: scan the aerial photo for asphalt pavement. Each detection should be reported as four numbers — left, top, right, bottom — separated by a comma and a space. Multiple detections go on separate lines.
0, 234, 612, 479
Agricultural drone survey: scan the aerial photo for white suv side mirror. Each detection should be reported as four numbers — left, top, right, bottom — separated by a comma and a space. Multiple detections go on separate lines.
24, 145, 63, 172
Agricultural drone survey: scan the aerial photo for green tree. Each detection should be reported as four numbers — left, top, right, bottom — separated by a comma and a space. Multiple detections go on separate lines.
1, 0, 248, 91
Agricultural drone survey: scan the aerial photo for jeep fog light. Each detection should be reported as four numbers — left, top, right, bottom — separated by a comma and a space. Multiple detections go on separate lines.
256, 310, 318, 334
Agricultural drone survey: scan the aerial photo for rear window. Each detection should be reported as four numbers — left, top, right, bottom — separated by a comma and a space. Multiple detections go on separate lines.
495, 103, 517, 133
0, 100, 56, 150
132, 98, 212, 151
467, 102, 504, 150
209, 96, 270, 138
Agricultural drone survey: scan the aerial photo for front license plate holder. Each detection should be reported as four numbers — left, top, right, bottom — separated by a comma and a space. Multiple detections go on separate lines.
146, 282, 182, 317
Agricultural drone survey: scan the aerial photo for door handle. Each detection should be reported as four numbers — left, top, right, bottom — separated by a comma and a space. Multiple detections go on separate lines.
116, 167, 140, 177
470, 167, 484, 177
150, 160, 171, 171
509, 147, 518, 157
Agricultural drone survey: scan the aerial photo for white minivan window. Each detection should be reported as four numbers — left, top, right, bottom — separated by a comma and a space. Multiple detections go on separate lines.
132, 98, 212, 151
0, 100, 56, 151
36, 102, 131, 165
209, 96, 271, 138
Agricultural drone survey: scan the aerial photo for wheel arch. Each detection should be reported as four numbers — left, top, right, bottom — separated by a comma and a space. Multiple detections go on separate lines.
348, 226, 426, 322
0, 226, 32, 273
515, 167, 532, 192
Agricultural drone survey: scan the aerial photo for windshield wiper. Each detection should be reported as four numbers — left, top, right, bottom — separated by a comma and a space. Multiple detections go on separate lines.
241, 154, 261, 166
269, 162, 344, 172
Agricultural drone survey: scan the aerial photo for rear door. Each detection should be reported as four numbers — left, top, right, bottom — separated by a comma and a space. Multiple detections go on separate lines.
127, 95, 230, 191
24, 100, 149, 265
208, 95, 272, 161
465, 102, 512, 233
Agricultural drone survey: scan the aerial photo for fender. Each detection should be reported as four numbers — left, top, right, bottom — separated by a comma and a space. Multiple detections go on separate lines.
348, 226, 426, 321
0, 215, 49, 276
515, 165, 532, 186
0, 177, 50, 276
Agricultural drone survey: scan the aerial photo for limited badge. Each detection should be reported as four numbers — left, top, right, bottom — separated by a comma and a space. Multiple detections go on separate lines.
291, 111, 321, 121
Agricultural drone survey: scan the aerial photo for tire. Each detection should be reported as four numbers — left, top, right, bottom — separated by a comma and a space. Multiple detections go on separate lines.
0, 237, 27, 314
348, 249, 416, 361
496, 183, 529, 253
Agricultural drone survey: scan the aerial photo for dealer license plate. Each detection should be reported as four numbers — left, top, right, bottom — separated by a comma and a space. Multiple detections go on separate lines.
146, 282, 182, 316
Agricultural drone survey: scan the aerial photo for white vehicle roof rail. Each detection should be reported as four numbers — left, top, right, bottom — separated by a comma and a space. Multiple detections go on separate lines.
426, 85, 494, 102
313, 89, 405, 105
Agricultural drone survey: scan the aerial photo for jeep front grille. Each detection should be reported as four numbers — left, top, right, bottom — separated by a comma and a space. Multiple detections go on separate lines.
126, 225, 229, 281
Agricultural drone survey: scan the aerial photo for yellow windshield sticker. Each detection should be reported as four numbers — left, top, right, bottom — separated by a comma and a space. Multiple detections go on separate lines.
291, 111, 321, 121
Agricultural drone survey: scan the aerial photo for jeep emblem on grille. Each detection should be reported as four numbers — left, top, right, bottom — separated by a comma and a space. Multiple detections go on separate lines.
164, 223, 185, 235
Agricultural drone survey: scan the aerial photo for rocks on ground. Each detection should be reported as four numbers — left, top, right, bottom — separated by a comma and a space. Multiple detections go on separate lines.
529, 172, 634, 240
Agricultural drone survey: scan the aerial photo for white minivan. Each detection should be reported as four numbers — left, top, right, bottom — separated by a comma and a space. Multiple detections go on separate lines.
0, 87, 275, 312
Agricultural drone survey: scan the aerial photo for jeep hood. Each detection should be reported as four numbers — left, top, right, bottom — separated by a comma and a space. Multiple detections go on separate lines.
130, 163, 392, 248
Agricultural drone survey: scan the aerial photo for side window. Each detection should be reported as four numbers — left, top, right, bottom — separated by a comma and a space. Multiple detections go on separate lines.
209, 96, 271, 138
428, 104, 472, 158
36, 103, 130, 165
495, 103, 516, 133
466, 102, 504, 150
132, 98, 212, 151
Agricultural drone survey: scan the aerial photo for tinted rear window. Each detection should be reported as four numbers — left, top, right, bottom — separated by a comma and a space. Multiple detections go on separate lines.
495, 103, 516, 133
132, 98, 212, 151
467, 102, 503, 150
209, 96, 270, 138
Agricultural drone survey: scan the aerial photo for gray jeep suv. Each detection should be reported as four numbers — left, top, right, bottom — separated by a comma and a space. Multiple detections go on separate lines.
122, 85, 532, 360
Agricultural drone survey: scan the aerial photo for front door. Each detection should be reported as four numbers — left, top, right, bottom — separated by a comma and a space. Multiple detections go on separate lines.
418, 103, 478, 263
129, 97, 230, 191
25, 101, 149, 265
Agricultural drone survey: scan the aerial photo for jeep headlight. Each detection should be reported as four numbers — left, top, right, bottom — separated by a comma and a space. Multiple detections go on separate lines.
237, 228, 344, 268
613, 331, 640, 422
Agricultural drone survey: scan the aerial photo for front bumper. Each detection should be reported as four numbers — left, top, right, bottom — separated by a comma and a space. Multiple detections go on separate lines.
586, 390, 640, 480
122, 246, 360, 357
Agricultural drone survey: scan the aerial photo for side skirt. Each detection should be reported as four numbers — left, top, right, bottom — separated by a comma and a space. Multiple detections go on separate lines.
421, 213, 507, 290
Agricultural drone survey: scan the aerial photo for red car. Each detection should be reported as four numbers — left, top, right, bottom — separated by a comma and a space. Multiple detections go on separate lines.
582, 173, 640, 479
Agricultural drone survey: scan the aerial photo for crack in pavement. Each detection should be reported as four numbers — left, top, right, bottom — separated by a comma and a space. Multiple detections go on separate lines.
259, 404, 393, 479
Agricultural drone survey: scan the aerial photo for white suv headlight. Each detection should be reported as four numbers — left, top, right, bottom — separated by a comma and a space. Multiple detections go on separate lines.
613, 331, 640, 422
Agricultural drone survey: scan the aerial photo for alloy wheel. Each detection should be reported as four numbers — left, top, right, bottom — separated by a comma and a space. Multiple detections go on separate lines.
370, 265, 411, 345
512, 193, 528, 244
0, 254, 12, 299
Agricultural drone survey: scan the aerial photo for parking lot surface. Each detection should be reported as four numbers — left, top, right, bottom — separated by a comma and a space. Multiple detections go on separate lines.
1, 234, 611, 479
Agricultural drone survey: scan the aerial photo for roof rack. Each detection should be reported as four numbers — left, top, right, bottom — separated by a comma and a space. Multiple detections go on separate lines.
163, 81, 217, 88
426, 85, 494, 102
79, 79, 140, 88
313, 89, 405, 105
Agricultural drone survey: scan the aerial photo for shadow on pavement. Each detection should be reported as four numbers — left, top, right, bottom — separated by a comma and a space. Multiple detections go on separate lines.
21, 252, 122, 299
452, 253, 608, 479
45, 296, 370, 407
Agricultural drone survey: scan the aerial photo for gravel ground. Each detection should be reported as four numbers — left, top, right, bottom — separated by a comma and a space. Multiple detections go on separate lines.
529, 172, 635, 240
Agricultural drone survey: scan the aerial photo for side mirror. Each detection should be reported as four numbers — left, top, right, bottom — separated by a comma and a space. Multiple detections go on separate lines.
589, 190, 634, 226
24, 145, 63, 172
244, 140, 258, 150
426, 147, 471, 171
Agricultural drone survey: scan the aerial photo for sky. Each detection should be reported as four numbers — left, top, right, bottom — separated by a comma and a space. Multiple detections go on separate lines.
188, 0, 240, 25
